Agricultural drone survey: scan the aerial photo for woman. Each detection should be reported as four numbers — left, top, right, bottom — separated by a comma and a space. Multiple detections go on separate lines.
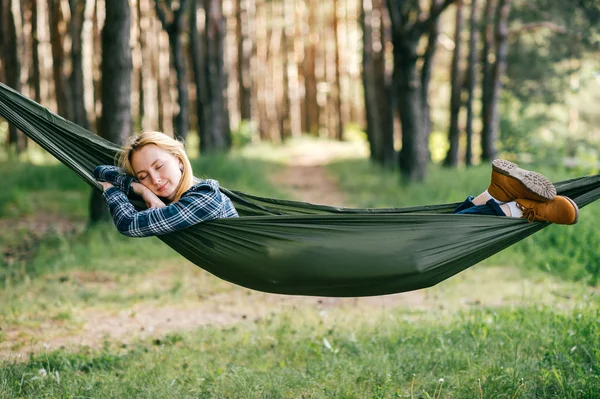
96, 132, 578, 237
95, 131, 238, 237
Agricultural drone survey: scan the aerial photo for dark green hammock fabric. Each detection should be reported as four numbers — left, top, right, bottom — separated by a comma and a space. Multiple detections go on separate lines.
1, 82, 600, 297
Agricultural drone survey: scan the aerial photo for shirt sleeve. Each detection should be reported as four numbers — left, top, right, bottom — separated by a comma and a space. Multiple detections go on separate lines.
94, 165, 137, 196
102, 180, 228, 237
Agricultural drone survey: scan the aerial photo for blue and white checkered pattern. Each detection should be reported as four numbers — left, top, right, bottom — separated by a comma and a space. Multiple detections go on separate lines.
96, 166, 239, 237
94, 165, 137, 196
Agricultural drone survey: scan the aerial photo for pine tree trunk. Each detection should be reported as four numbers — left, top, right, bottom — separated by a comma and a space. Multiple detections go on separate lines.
444, 0, 464, 167
90, 0, 132, 224
1, 0, 23, 151
236, 0, 253, 121
362, 0, 394, 167
465, 0, 478, 166
154, 0, 189, 140
30, 0, 41, 103
394, 37, 428, 181
190, 0, 207, 148
479, 0, 495, 162
69, 0, 88, 129
361, 0, 375, 158
332, 0, 344, 140
281, 1, 292, 139
202, 0, 231, 151
421, 0, 441, 154
48, 0, 73, 121
387, 0, 455, 181
484, 0, 510, 161
304, 0, 319, 135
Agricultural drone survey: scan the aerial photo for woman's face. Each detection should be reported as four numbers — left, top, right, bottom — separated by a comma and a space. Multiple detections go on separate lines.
130, 144, 183, 201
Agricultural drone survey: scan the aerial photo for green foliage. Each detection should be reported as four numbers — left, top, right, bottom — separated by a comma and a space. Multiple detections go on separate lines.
508, 0, 600, 104
1, 306, 598, 398
230, 120, 257, 149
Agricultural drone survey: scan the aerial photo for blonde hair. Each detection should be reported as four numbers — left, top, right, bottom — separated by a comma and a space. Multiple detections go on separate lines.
118, 131, 194, 202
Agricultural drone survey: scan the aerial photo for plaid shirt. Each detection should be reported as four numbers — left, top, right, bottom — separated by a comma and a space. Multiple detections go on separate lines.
95, 165, 238, 237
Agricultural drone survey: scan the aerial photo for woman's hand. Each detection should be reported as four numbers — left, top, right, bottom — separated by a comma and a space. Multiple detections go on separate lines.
132, 182, 166, 209
98, 181, 114, 191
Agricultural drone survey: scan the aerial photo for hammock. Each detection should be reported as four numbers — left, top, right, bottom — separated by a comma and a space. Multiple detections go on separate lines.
1, 83, 599, 297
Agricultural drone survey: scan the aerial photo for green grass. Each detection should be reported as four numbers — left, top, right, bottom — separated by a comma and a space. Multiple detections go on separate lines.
328, 159, 600, 285
1, 305, 598, 398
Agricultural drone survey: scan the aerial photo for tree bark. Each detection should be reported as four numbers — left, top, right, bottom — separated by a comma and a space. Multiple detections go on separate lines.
189, 0, 207, 148
69, 0, 89, 129
1, 0, 23, 151
236, 0, 253, 121
90, 0, 132, 224
479, 0, 495, 161
48, 0, 73, 121
387, 0, 456, 181
30, 0, 41, 103
280, 1, 292, 139
465, 0, 478, 166
421, 0, 441, 154
154, 0, 189, 140
192, 0, 231, 152
444, 0, 464, 166
332, 0, 344, 140
304, 0, 319, 135
483, 0, 510, 161
394, 37, 429, 181
362, 0, 394, 167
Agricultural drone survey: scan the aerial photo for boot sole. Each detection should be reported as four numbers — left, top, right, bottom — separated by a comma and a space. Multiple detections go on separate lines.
492, 159, 557, 202
564, 196, 579, 225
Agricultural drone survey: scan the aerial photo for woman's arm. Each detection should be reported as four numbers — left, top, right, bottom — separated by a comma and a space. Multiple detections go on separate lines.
102, 181, 230, 237
94, 165, 137, 195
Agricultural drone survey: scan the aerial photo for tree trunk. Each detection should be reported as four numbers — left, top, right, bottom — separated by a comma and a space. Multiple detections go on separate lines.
280, 1, 292, 139
332, 0, 344, 140
479, 0, 495, 162
196, 0, 231, 152
236, 0, 253, 121
394, 37, 428, 181
465, 0, 478, 166
362, 0, 394, 167
444, 0, 464, 167
48, 0, 73, 121
90, 0, 132, 224
1, 0, 23, 151
484, 0, 510, 161
387, 0, 455, 181
421, 0, 441, 155
190, 0, 207, 148
154, 0, 189, 140
69, 0, 89, 129
30, 0, 41, 103
304, 0, 319, 135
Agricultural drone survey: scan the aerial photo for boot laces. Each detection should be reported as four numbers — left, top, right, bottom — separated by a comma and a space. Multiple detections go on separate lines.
517, 202, 543, 223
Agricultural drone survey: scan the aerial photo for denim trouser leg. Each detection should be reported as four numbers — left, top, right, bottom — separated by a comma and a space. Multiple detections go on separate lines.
452, 196, 507, 216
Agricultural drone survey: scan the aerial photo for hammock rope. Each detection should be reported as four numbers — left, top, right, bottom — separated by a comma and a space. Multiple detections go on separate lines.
1, 82, 599, 297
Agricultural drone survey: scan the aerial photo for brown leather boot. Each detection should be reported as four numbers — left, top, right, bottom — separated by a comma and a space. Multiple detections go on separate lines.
488, 159, 556, 202
516, 196, 579, 225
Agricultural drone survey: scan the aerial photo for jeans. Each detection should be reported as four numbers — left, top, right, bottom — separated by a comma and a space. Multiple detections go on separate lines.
452, 196, 507, 216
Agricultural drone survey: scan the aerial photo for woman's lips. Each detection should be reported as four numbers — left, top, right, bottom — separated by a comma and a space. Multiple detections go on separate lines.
157, 183, 168, 192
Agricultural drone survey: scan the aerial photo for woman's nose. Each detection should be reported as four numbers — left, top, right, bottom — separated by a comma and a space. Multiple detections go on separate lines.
151, 173, 161, 185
